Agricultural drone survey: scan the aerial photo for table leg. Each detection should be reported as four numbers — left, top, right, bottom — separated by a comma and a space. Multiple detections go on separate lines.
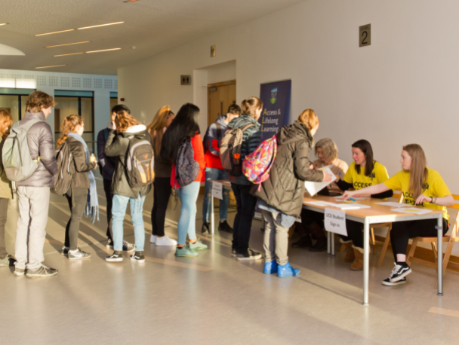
327, 231, 331, 255
331, 233, 335, 256
363, 218, 370, 305
210, 183, 215, 235
437, 215, 443, 296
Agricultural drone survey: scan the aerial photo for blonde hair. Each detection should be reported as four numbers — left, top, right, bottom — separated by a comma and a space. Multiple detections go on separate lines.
403, 144, 428, 199
0, 109, 13, 140
241, 97, 263, 119
147, 106, 174, 153
315, 138, 338, 162
58, 114, 83, 146
297, 109, 319, 130
115, 110, 141, 133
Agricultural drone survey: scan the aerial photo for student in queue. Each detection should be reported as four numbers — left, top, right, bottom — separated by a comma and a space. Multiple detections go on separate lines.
255, 109, 333, 277
343, 144, 453, 285
335, 139, 393, 270
161, 103, 208, 257
0, 110, 13, 268
147, 106, 177, 246
105, 109, 152, 262
97, 105, 135, 252
292, 138, 348, 251
201, 104, 241, 234
58, 115, 98, 259
228, 97, 262, 260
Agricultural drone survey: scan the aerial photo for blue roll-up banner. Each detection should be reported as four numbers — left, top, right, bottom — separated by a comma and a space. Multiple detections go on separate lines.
254, 80, 292, 220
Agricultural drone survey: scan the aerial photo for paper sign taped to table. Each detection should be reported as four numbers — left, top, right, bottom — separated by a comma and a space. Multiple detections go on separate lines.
304, 167, 336, 196
390, 208, 432, 215
324, 208, 347, 236
212, 182, 223, 200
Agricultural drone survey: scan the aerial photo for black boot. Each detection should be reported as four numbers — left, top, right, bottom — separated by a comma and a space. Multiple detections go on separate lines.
309, 238, 327, 252
292, 235, 313, 248
201, 221, 210, 234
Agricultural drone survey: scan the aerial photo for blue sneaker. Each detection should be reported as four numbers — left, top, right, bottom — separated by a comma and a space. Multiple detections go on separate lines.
277, 262, 300, 278
263, 260, 278, 274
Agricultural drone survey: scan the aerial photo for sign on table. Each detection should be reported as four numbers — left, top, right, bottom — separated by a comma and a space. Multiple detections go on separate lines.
324, 208, 348, 236
212, 181, 223, 200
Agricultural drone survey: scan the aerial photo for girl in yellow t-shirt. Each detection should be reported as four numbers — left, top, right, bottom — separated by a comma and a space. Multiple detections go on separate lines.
343, 144, 454, 287
335, 140, 393, 271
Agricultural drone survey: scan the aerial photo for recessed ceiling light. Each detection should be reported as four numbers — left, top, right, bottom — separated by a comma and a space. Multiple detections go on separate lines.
124, 0, 139, 2
35, 65, 66, 69
0, 23, 8, 26
35, 29, 75, 36
77, 22, 124, 30
54, 52, 85, 57
86, 48, 122, 53
46, 41, 90, 48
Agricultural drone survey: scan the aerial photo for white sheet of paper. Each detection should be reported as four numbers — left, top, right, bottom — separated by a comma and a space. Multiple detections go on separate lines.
390, 207, 433, 215
324, 208, 348, 236
212, 182, 223, 200
376, 202, 410, 208
304, 167, 336, 196
326, 202, 371, 210
304, 201, 331, 207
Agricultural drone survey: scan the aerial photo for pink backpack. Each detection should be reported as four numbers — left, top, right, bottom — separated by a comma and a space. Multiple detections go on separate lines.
242, 135, 277, 190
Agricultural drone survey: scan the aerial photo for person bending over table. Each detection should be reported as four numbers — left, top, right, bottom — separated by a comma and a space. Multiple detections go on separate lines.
343, 144, 453, 286
293, 138, 348, 251
335, 139, 393, 271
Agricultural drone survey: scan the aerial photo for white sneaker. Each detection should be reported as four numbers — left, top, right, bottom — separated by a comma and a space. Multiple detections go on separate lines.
155, 236, 178, 246
150, 235, 157, 244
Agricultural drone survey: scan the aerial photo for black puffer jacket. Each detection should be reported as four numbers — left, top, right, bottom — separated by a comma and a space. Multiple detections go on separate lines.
105, 125, 152, 198
65, 136, 97, 190
254, 122, 324, 217
16, 112, 58, 188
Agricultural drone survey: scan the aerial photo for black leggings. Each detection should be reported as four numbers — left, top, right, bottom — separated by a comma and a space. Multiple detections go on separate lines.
391, 218, 448, 260
151, 177, 172, 237
103, 178, 113, 241
65, 190, 88, 250
339, 220, 365, 248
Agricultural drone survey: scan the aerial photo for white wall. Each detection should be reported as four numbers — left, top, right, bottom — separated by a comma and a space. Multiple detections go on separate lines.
0, 69, 117, 143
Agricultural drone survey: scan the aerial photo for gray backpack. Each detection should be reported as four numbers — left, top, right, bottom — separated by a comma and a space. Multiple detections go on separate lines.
2, 119, 41, 182
175, 139, 200, 188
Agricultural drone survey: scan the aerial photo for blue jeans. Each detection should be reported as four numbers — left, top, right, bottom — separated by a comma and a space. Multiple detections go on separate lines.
112, 194, 146, 251
176, 182, 200, 245
202, 168, 229, 223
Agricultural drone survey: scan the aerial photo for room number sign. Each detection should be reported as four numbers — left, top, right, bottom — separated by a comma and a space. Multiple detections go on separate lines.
359, 24, 371, 47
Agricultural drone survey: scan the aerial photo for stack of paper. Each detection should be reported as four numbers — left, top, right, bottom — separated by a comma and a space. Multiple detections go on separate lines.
304, 167, 336, 196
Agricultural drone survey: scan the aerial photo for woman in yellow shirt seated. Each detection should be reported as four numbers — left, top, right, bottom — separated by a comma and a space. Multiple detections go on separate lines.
335, 140, 393, 270
343, 144, 453, 286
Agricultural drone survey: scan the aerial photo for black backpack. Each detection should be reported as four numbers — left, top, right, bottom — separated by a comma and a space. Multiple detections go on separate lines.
175, 139, 200, 188
125, 134, 155, 188
54, 141, 74, 195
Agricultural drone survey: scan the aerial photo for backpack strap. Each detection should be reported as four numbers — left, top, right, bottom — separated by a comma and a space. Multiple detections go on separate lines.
239, 123, 255, 132
104, 128, 109, 142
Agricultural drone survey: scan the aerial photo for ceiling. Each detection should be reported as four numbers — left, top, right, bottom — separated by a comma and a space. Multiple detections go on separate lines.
0, 0, 304, 76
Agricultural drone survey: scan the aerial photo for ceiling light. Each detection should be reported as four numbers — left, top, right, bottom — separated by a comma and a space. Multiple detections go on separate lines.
86, 48, 121, 53
124, 0, 139, 2
77, 22, 124, 30
46, 41, 90, 48
54, 52, 84, 57
35, 29, 75, 36
35, 65, 66, 69
0, 23, 8, 26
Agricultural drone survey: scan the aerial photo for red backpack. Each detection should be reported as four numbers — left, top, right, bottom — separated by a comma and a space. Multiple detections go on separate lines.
242, 135, 277, 191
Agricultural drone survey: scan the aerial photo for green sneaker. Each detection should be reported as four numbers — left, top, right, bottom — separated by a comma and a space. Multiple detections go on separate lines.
175, 245, 199, 257
189, 239, 208, 251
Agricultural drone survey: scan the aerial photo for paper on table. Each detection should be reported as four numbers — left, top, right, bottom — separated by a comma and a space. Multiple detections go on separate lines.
390, 207, 433, 215
334, 196, 368, 201
327, 202, 371, 210
376, 202, 410, 208
304, 201, 331, 207
304, 167, 336, 196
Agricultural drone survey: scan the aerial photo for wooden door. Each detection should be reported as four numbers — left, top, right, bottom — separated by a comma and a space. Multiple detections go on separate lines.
208, 80, 236, 126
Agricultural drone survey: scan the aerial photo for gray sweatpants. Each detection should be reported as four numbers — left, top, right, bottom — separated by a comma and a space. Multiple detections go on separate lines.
15, 186, 50, 270
262, 209, 290, 266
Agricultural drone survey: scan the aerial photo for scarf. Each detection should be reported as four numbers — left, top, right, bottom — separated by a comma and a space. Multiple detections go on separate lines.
68, 133, 99, 223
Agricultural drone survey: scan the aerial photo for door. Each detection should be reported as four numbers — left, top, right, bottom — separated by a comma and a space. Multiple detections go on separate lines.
208, 80, 236, 126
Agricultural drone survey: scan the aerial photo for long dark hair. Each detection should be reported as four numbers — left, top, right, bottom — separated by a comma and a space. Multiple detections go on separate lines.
160, 103, 200, 162
352, 139, 374, 176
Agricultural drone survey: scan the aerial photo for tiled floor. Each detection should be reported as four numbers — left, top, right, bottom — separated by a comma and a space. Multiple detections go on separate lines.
1, 176, 459, 345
